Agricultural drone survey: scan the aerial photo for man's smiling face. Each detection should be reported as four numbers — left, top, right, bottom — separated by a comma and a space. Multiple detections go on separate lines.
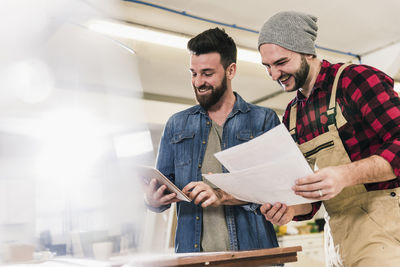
259, 43, 310, 93
190, 52, 228, 110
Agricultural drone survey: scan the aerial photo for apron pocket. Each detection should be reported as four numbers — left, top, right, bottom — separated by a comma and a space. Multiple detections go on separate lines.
360, 194, 400, 244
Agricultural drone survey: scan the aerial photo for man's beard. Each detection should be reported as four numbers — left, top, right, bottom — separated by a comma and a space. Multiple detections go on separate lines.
194, 74, 227, 110
293, 55, 310, 91
281, 55, 310, 92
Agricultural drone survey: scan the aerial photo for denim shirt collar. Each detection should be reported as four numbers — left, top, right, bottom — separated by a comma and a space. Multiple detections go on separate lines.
190, 92, 250, 116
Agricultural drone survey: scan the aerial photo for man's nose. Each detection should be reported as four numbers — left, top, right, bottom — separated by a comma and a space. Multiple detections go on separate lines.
269, 66, 281, 81
193, 76, 204, 88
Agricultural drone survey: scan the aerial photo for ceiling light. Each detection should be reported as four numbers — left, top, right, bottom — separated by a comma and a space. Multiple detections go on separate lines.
87, 20, 260, 64
88, 20, 188, 49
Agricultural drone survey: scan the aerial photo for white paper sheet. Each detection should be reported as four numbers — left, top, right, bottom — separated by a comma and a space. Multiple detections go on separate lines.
214, 123, 303, 172
204, 124, 314, 205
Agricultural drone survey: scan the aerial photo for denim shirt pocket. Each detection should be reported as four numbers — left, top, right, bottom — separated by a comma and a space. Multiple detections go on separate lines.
171, 131, 195, 168
236, 130, 254, 143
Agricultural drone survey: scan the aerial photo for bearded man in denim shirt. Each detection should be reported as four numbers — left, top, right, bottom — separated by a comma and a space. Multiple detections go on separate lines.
144, 28, 280, 253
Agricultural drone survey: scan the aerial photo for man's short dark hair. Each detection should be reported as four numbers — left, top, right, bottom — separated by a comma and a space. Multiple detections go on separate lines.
187, 27, 237, 69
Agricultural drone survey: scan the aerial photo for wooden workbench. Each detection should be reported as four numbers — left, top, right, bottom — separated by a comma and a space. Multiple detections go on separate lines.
123, 246, 302, 267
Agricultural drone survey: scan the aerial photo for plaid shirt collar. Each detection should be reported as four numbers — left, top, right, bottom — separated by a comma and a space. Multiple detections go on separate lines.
294, 60, 334, 103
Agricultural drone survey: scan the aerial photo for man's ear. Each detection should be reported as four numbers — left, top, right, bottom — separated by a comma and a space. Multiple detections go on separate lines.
226, 63, 237, 79
304, 54, 315, 61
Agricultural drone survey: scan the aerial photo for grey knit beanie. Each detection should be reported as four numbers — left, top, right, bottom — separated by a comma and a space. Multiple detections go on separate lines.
258, 11, 318, 55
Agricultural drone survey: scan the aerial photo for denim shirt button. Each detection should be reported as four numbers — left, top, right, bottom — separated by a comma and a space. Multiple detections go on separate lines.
206, 121, 210, 125
194, 244, 198, 248
196, 216, 200, 220
250, 135, 254, 139
202, 140, 206, 144
198, 164, 202, 168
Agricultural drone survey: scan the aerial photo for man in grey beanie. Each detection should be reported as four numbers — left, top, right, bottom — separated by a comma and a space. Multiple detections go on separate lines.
258, 11, 400, 267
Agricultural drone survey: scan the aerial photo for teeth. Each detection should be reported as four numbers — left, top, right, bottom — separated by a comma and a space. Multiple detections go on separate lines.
280, 74, 290, 83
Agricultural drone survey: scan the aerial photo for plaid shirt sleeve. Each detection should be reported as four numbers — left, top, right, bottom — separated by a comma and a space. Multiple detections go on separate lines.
342, 65, 400, 178
292, 201, 322, 221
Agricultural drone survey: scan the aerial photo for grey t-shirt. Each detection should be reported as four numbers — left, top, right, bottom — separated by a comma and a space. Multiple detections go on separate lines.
201, 121, 230, 252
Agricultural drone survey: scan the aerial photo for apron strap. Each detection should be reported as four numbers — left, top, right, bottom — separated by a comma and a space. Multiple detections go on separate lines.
328, 63, 352, 109
289, 103, 297, 141
327, 63, 352, 129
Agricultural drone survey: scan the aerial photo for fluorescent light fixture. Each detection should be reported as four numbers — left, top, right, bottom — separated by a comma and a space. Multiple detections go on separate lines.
87, 20, 261, 64
88, 20, 188, 50
113, 130, 154, 158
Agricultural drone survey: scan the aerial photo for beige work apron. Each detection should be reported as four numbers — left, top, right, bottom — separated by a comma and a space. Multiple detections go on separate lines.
289, 63, 400, 267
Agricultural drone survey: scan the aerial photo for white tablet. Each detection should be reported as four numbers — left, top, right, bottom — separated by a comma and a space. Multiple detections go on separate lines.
135, 165, 191, 202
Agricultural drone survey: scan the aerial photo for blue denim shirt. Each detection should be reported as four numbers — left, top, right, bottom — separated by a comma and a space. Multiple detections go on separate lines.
155, 93, 280, 253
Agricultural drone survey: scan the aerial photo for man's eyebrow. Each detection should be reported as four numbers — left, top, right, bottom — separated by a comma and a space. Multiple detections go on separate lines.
263, 57, 289, 67
273, 57, 289, 65
189, 68, 214, 72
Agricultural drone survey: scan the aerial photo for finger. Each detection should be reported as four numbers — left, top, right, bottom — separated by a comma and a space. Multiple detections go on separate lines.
193, 191, 208, 205
201, 194, 217, 208
153, 184, 168, 200
292, 181, 324, 193
295, 190, 332, 200
265, 202, 282, 220
260, 203, 272, 214
188, 183, 209, 200
159, 192, 177, 204
295, 173, 323, 186
182, 182, 198, 194
269, 203, 287, 223
188, 186, 201, 200
277, 206, 293, 225
274, 204, 288, 224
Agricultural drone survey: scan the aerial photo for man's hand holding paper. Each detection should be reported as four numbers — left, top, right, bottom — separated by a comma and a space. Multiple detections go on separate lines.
203, 124, 314, 206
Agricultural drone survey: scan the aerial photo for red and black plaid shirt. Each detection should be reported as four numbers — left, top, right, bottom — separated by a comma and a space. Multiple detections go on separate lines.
283, 60, 400, 220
